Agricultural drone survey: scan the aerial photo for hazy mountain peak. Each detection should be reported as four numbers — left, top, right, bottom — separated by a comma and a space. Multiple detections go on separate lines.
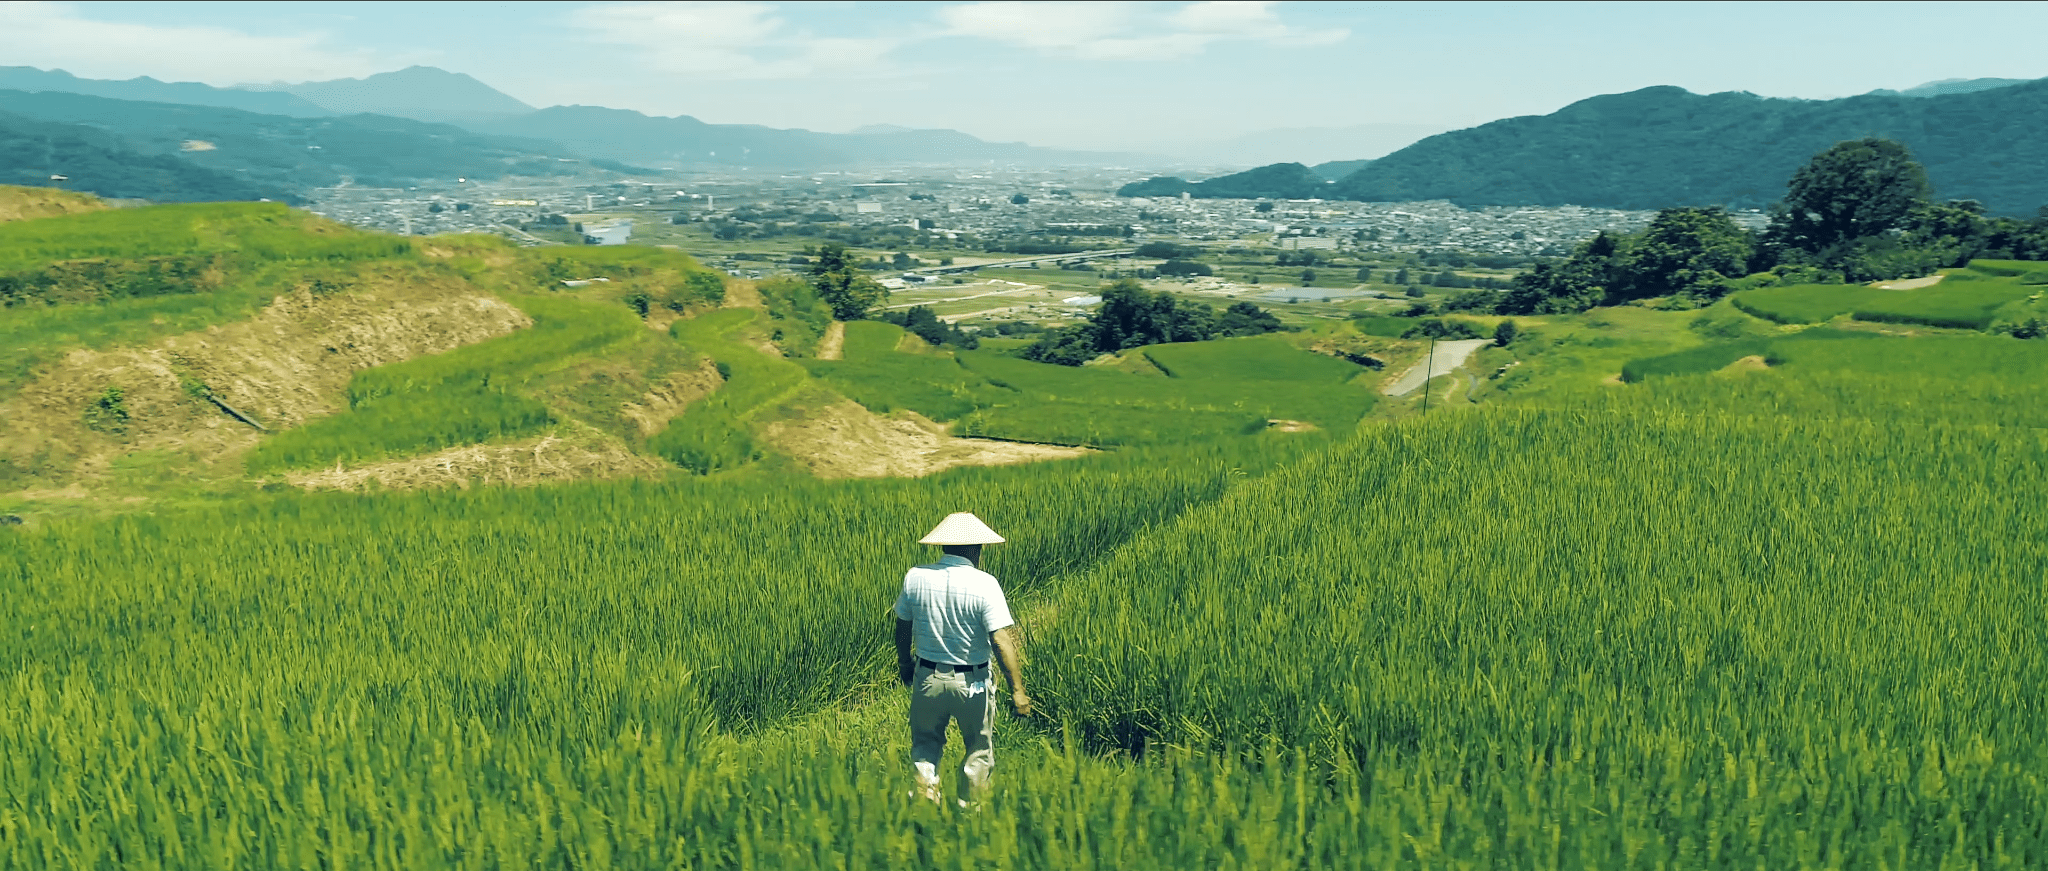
237, 65, 534, 125
0, 65, 334, 117
1867, 77, 2037, 98
850, 124, 921, 135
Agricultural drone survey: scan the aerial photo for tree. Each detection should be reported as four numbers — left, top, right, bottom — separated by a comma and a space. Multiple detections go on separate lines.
1157, 260, 1213, 277
1765, 138, 1931, 260
1019, 325, 1099, 365
1626, 206, 1754, 300
1218, 301, 1283, 336
1356, 266, 1374, 281
883, 305, 979, 349
1299, 268, 1317, 285
1010, 193, 1030, 205
1135, 241, 1193, 259
1493, 319, 1518, 347
1254, 202, 1275, 213
808, 242, 887, 320
1394, 267, 1410, 284
1498, 230, 1628, 315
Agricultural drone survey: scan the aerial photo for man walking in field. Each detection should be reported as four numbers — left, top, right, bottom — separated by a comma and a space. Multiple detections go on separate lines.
895, 512, 1032, 805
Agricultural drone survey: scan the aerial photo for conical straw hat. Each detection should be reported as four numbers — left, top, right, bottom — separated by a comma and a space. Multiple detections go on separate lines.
919, 512, 1005, 545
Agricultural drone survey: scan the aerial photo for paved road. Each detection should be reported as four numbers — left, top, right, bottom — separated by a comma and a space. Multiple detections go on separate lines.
1383, 339, 1491, 396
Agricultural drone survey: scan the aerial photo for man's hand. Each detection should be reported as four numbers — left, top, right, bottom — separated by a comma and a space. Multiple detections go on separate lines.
899, 661, 917, 688
1010, 690, 1034, 717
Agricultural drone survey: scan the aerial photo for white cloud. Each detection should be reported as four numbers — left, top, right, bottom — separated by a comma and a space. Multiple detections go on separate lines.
937, 1, 1344, 61
574, 2, 905, 80
0, 1, 406, 84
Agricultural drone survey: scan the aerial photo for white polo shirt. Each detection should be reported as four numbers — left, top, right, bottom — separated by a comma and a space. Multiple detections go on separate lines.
895, 554, 1015, 666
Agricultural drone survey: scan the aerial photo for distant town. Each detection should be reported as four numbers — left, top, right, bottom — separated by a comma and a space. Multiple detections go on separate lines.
304, 166, 1766, 268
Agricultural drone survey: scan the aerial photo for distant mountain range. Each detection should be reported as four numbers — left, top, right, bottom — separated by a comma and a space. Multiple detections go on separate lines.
0, 107, 281, 202
1866, 77, 2035, 98
8, 62, 2048, 212
0, 65, 1138, 187
0, 66, 333, 117
472, 106, 1136, 169
0, 89, 584, 201
236, 66, 536, 127
1120, 77, 2048, 216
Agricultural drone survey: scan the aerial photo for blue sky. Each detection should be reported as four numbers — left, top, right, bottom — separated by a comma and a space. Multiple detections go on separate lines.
4, 1, 2046, 157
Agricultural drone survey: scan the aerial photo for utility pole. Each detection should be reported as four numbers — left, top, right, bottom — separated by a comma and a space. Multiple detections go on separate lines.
1420, 334, 1438, 413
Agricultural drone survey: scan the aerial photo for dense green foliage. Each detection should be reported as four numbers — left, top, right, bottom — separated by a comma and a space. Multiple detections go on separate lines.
1020, 279, 1284, 365
806, 243, 888, 321
1766, 137, 1932, 256
877, 305, 978, 349
1327, 81, 2048, 215
1507, 138, 2048, 313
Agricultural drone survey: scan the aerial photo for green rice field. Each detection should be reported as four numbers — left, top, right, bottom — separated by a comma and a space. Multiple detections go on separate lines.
5, 195, 2048, 868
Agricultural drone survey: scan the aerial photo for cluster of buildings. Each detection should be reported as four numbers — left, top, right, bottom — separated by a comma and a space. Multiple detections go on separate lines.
298, 167, 1767, 261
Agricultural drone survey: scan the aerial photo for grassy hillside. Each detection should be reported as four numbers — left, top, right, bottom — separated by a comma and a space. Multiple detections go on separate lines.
6, 199, 2048, 866
0, 184, 105, 223
4, 326, 2047, 866
0, 200, 731, 501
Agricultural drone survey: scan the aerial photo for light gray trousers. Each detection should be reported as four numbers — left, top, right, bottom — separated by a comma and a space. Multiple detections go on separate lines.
909, 664, 995, 799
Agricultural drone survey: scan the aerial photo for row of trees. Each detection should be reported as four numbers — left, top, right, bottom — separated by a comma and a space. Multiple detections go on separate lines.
879, 305, 979, 350
1020, 279, 1285, 366
1503, 138, 2048, 315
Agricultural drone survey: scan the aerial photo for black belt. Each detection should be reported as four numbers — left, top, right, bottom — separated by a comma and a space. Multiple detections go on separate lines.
918, 658, 988, 674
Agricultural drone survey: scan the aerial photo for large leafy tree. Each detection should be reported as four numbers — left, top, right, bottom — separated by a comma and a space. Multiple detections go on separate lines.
807, 242, 887, 320
1626, 206, 1754, 299
1499, 230, 1628, 315
1766, 138, 1931, 258
1021, 279, 1282, 365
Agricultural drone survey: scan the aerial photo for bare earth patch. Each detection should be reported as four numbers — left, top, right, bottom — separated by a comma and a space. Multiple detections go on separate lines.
1266, 419, 1318, 432
1602, 373, 1626, 386
1719, 355, 1771, 374
761, 398, 1091, 479
0, 185, 107, 223
1872, 275, 1944, 290
816, 321, 846, 360
620, 359, 724, 437
721, 278, 763, 309
1, 280, 530, 486
285, 431, 665, 492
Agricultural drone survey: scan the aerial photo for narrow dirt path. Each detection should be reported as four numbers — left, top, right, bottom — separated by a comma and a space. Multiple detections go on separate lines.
1873, 275, 1944, 290
720, 278, 763, 309
1383, 338, 1490, 396
817, 322, 846, 360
